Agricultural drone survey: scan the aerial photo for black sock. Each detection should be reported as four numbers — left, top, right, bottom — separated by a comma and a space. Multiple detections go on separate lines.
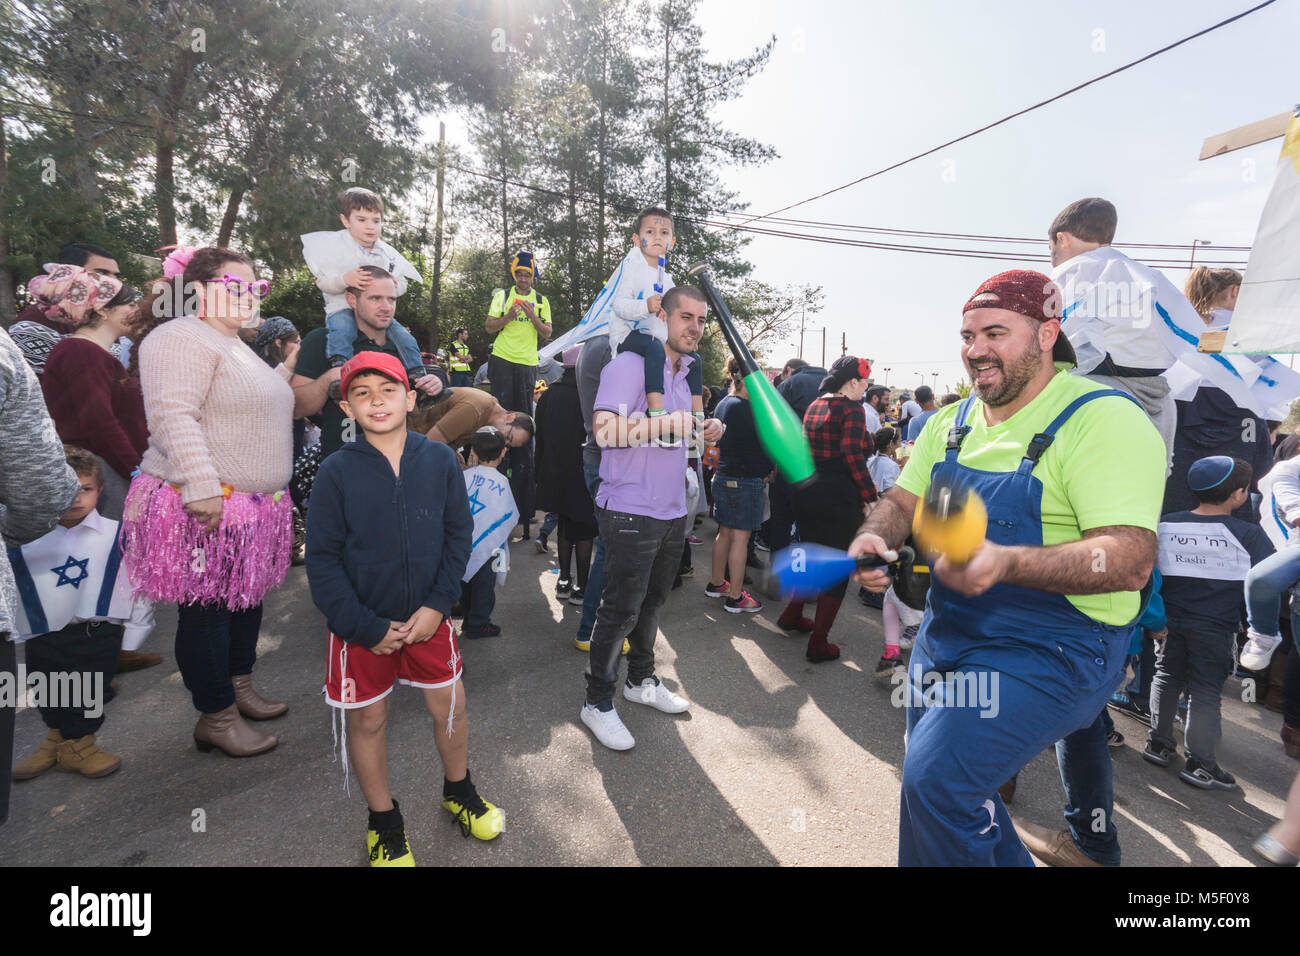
368, 799, 403, 832
444, 771, 473, 799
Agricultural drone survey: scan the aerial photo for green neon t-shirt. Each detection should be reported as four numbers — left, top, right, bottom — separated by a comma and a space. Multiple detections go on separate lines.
489, 287, 550, 366
896, 370, 1165, 626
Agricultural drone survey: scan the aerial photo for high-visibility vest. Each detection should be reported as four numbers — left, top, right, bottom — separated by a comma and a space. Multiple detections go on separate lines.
450, 340, 471, 372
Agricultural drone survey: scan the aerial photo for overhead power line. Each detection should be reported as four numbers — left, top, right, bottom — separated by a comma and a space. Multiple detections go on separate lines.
737, 0, 1279, 226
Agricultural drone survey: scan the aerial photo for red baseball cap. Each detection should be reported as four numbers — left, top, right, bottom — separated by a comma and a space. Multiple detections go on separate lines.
962, 269, 1077, 366
340, 351, 410, 397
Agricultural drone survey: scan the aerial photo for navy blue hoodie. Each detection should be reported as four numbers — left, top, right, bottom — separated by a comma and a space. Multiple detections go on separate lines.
305, 431, 472, 647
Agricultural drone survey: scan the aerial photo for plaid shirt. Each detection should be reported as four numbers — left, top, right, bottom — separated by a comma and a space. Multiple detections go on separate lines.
804, 395, 878, 503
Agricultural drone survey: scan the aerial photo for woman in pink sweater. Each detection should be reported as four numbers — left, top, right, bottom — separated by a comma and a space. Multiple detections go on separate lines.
121, 246, 294, 758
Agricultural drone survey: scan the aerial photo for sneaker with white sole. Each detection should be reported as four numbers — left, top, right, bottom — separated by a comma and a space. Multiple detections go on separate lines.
704, 580, 730, 598
1240, 628, 1283, 672
580, 702, 635, 750
724, 591, 762, 613
622, 676, 690, 714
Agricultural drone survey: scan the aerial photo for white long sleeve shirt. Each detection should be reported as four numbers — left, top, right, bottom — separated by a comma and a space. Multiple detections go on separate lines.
1260, 456, 1300, 551
300, 230, 422, 318
603, 246, 676, 351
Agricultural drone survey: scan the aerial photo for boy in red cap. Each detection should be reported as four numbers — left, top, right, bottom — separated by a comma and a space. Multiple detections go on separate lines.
305, 351, 503, 866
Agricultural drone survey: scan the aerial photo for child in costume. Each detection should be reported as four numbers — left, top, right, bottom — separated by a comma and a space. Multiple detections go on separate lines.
306, 351, 502, 866
300, 187, 425, 383
459, 427, 516, 639
597, 207, 704, 442
9, 447, 154, 780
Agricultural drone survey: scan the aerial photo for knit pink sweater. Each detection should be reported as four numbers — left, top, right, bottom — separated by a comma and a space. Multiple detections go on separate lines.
138, 316, 294, 503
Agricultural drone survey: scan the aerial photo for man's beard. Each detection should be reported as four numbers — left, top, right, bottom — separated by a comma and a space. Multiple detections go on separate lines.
968, 336, 1042, 407
356, 311, 391, 337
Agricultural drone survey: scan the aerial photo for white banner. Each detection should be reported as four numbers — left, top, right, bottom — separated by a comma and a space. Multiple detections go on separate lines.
1225, 107, 1300, 355
1156, 521, 1252, 581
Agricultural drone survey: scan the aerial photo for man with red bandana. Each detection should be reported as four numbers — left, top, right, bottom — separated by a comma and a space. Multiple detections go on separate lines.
849, 270, 1165, 866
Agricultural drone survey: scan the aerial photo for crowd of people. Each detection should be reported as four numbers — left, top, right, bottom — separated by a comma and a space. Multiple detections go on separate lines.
2, 190, 1299, 868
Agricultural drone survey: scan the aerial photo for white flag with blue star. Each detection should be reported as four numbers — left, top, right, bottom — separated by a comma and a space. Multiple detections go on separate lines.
6, 510, 154, 646
463, 466, 516, 583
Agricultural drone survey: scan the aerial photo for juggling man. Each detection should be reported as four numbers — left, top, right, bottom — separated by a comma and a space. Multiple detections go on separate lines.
849, 270, 1165, 866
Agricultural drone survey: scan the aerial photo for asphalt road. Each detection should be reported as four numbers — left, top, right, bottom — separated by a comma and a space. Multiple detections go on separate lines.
3, 514, 1294, 867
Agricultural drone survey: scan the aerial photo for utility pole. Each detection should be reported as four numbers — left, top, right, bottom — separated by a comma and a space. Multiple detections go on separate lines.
821, 327, 826, 368
0, 113, 12, 327
931, 371, 939, 391
841, 331, 846, 358
883, 367, 891, 386
429, 121, 446, 350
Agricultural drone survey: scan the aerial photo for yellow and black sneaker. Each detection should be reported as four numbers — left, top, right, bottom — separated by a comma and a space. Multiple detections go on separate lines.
366, 801, 415, 867
442, 772, 504, 841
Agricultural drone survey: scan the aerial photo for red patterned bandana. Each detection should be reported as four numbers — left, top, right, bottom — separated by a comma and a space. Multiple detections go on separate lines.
962, 270, 1076, 365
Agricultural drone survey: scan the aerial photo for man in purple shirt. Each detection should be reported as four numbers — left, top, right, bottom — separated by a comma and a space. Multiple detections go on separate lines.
580, 286, 723, 751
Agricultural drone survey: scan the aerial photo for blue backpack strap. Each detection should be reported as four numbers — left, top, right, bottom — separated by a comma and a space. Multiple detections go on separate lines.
944, 396, 977, 461
1020, 388, 1143, 470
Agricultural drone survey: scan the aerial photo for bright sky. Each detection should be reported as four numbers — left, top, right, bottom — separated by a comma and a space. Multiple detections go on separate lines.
430, 0, 1294, 391
687, 0, 1294, 390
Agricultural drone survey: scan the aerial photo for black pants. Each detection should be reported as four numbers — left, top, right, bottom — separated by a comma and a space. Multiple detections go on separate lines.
461, 561, 497, 630
23, 620, 121, 739
175, 602, 263, 713
586, 508, 685, 704
488, 355, 536, 527
766, 477, 797, 552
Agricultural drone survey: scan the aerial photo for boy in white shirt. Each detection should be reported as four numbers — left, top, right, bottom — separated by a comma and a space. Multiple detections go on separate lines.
598, 207, 704, 440
9, 447, 154, 780
300, 188, 425, 383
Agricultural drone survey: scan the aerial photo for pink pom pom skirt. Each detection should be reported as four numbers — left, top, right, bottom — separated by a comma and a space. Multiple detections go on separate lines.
120, 474, 292, 610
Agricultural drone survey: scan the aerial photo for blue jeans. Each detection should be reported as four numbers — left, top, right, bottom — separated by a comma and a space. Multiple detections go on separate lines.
175, 602, 264, 713
577, 463, 606, 644
1055, 711, 1120, 865
1245, 546, 1300, 637
451, 372, 473, 388
325, 308, 424, 375
539, 512, 559, 539
618, 331, 703, 398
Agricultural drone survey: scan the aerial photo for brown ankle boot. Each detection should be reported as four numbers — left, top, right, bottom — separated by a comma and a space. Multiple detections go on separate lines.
231, 674, 288, 720
55, 734, 121, 778
1282, 722, 1300, 759
194, 704, 277, 757
117, 648, 163, 672
13, 728, 64, 780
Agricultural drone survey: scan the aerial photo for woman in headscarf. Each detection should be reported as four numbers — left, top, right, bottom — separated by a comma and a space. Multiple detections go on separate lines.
31, 265, 144, 521
778, 356, 878, 662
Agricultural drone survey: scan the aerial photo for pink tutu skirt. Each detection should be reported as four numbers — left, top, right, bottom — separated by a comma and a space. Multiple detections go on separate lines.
120, 474, 292, 610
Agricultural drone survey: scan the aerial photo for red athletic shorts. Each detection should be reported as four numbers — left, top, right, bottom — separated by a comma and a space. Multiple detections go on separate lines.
323, 620, 462, 708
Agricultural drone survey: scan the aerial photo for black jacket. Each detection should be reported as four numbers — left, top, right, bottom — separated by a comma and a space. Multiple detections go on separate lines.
778, 365, 828, 419
305, 431, 472, 646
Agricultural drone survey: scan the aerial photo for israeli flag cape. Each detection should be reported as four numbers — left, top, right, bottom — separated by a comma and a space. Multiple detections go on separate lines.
539, 247, 640, 361
7, 510, 154, 647
463, 465, 516, 586
1054, 248, 1300, 420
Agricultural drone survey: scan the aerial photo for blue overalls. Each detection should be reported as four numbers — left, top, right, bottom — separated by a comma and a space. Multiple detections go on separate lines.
899, 390, 1142, 866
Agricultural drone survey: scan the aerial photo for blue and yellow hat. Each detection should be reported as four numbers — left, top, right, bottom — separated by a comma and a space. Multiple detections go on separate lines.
511, 251, 535, 276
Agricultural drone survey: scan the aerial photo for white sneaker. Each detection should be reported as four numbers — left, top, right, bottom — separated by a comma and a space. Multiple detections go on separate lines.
580, 703, 635, 751
623, 677, 690, 714
1241, 628, 1284, 671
